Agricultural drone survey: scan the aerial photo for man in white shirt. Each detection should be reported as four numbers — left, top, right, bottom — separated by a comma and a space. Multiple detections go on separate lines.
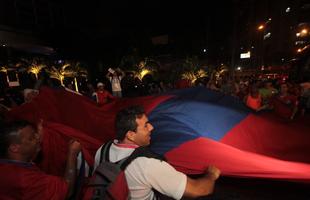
93, 105, 221, 200
106, 68, 125, 97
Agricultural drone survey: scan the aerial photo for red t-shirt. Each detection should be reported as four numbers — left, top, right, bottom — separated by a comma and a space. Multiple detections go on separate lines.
272, 95, 298, 118
96, 91, 114, 105
246, 94, 262, 111
0, 161, 68, 200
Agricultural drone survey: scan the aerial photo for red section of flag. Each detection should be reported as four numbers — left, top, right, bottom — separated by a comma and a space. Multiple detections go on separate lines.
165, 137, 310, 182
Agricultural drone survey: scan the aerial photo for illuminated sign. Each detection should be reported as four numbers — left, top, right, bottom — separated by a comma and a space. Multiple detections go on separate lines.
240, 51, 251, 59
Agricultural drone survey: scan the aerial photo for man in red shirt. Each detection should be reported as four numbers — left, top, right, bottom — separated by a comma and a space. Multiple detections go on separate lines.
0, 120, 81, 200
93, 82, 115, 106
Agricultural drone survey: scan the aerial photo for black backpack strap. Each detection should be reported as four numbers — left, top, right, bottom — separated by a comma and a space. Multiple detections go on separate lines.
120, 146, 165, 170
91, 145, 166, 200
98, 140, 132, 168
99, 140, 113, 164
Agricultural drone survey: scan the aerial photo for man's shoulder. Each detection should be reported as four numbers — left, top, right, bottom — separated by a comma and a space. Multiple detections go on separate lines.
130, 156, 165, 163
126, 156, 168, 171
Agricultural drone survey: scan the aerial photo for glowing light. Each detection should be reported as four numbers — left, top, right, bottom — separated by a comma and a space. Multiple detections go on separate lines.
240, 51, 251, 59
74, 77, 79, 92
0, 66, 7, 73
286, 7, 290, 13
297, 29, 309, 37
237, 67, 241, 71
301, 29, 308, 35
28, 65, 45, 80
264, 32, 271, 40
140, 69, 151, 79
258, 25, 264, 30
297, 45, 309, 53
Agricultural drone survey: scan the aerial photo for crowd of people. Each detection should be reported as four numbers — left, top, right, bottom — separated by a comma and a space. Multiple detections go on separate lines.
205, 74, 310, 120
1, 68, 310, 122
1, 67, 310, 121
0, 67, 309, 199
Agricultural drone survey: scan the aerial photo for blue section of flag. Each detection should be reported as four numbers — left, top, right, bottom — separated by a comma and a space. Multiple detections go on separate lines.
149, 87, 250, 155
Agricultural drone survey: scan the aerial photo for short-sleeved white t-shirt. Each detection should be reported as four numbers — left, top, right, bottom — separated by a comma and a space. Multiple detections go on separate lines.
93, 141, 187, 200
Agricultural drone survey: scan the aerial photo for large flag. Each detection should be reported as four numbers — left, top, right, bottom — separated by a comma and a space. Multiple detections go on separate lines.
149, 87, 310, 182
6, 87, 310, 182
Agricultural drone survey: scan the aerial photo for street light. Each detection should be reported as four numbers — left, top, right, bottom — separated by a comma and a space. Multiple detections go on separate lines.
257, 24, 267, 68
258, 25, 264, 31
297, 28, 309, 37
297, 46, 309, 53
301, 29, 308, 34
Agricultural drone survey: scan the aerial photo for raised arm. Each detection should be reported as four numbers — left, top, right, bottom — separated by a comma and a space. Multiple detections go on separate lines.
106, 71, 112, 80
116, 68, 125, 78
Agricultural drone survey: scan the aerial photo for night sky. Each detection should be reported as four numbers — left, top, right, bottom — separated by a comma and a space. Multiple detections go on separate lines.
50, 1, 234, 62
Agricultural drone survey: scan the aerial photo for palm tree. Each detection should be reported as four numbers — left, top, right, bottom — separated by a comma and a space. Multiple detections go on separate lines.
69, 62, 88, 92
0, 66, 7, 73
27, 64, 45, 80
47, 63, 72, 86
0, 66, 8, 82
47, 62, 88, 92
214, 65, 229, 80
181, 69, 208, 83
180, 56, 208, 83
135, 57, 160, 80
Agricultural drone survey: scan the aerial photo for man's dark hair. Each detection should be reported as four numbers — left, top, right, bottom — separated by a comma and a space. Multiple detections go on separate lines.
115, 105, 145, 141
0, 120, 33, 158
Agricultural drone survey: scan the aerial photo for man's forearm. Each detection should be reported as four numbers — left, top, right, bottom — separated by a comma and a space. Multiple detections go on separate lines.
184, 174, 217, 198
184, 166, 220, 198
64, 151, 78, 198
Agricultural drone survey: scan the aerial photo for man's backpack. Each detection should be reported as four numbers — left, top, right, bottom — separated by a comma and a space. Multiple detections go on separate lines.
83, 141, 164, 200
